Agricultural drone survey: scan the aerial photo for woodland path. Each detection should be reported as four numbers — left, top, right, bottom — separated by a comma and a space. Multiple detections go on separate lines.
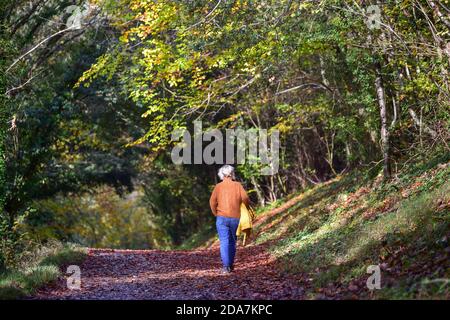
33, 196, 309, 300
33, 242, 305, 300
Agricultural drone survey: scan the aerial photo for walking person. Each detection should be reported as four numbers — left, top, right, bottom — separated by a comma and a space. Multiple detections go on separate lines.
209, 165, 250, 274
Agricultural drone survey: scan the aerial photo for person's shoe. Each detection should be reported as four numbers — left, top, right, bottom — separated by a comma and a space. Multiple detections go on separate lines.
221, 266, 231, 274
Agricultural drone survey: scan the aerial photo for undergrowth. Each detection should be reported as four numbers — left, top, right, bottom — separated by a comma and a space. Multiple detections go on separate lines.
253, 153, 449, 299
0, 241, 87, 299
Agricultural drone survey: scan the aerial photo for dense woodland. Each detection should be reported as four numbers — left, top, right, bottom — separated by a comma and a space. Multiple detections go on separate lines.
0, 0, 449, 273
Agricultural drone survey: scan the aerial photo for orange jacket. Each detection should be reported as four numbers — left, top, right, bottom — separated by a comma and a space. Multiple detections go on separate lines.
209, 177, 250, 218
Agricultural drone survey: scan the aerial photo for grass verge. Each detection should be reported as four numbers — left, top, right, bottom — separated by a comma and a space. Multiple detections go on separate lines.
0, 242, 87, 300
254, 154, 449, 299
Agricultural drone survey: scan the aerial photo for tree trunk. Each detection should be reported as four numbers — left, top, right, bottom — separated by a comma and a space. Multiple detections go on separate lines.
375, 62, 391, 179
250, 176, 265, 207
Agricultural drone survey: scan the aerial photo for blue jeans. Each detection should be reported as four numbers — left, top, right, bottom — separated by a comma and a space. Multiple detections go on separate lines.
216, 216, 240, 268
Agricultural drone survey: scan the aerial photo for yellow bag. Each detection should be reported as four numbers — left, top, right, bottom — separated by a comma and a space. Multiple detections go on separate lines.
236, 203, 256, 246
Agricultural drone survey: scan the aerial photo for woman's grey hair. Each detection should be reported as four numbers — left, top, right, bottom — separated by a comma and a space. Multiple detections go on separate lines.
218, 165, 235, 180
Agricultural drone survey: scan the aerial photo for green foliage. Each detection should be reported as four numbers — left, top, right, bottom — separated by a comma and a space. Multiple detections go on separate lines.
0, 1, 158, 262
142, 158, 214, 246
0, 208, 32, 271
0, 0, 16, 270
77, 0, 449, 194
177, 224, 216, 250
24, 186, 167, 249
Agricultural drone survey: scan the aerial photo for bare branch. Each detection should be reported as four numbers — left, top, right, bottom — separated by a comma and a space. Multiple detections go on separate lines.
5, 70, 43, 96
186, 0, 222, 30
275, 82, 331, 95
6, 26, 76, 73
